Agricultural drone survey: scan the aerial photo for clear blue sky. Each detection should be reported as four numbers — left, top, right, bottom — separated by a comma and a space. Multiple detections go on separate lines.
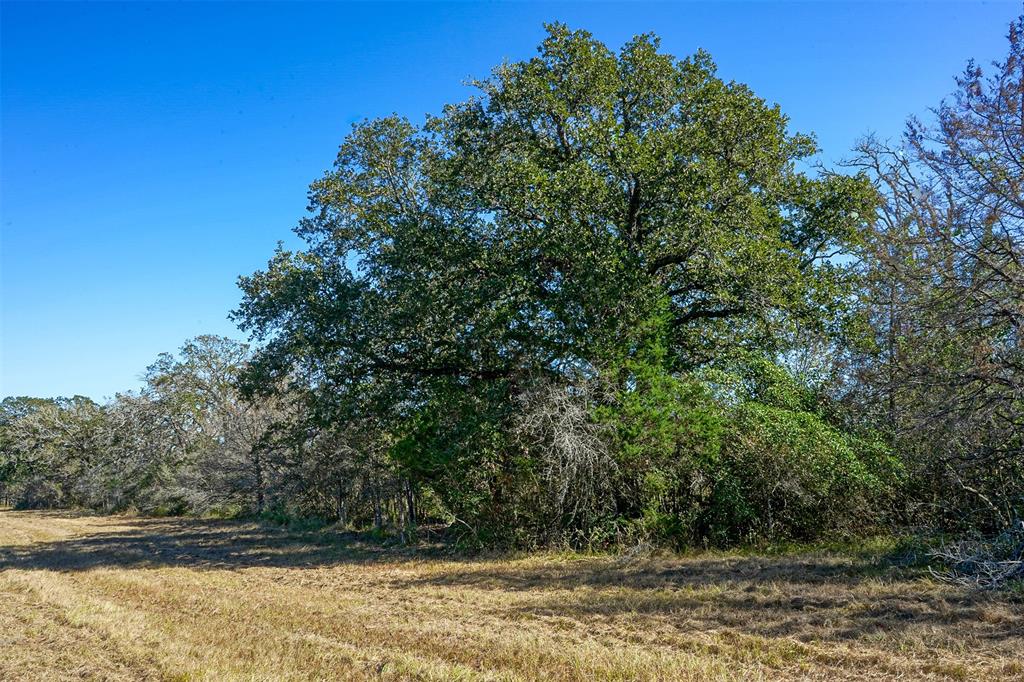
0, 1, 1014, 401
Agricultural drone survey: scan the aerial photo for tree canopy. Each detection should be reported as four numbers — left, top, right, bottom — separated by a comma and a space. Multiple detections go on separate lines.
236, 25, 875, 403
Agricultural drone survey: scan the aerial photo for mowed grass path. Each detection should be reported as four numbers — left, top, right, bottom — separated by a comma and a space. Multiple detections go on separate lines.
0, 511, 1021, 681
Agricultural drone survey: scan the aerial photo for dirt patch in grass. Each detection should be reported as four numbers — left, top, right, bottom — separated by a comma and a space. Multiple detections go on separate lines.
1, 510, 1021, 681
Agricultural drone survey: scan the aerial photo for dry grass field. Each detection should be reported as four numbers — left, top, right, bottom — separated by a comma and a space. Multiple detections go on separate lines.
0, 510, 1021, 681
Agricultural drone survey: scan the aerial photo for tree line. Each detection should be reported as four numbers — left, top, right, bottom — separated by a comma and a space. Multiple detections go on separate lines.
2, 21, 1021, 549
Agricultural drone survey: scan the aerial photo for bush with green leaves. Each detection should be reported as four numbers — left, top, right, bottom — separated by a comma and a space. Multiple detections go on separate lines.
591, 352, 901, 548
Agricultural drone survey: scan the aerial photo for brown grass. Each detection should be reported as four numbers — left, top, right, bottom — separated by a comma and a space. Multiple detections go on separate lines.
1, 510, 1021, 681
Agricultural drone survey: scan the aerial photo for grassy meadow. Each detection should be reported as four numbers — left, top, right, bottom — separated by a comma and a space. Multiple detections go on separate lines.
0, 509, 1021, 681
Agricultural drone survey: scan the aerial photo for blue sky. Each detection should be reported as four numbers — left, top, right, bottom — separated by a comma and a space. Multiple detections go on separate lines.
1, 1, 1015, 400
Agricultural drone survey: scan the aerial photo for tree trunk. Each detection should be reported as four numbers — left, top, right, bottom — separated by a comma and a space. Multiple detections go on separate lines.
254, 450, 265, 514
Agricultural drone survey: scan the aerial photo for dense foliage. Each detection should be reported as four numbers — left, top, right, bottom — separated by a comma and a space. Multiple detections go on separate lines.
2, 21, 1020, 549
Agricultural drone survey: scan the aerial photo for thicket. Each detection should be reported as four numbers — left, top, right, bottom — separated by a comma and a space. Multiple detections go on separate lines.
2, 21, 1021, 553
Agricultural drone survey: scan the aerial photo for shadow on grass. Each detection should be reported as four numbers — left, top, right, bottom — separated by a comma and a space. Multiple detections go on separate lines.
2, 510, 1021, 649
0, 509, 902, 579
381, 544, 1023, 646
0, 510, 426, 571
388, 556, 1024, 646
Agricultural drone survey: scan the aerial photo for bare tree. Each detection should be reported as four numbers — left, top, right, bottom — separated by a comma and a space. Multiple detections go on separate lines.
513, 377, 617, 533
848, 18, 1024, 530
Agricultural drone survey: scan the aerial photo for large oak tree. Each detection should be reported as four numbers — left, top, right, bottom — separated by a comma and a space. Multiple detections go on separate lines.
236, 25, 874, 404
